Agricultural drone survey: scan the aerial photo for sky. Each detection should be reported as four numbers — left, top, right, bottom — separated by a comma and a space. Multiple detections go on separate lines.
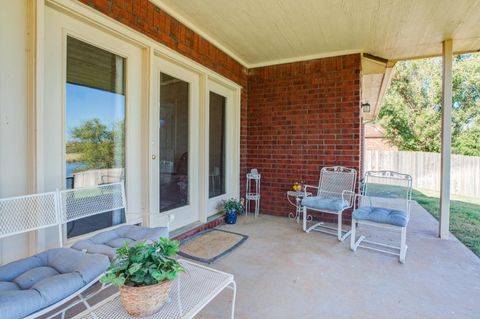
66, 83, 125, 141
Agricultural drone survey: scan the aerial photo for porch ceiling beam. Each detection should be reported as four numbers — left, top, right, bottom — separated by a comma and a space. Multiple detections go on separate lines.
439, 39, 453, 239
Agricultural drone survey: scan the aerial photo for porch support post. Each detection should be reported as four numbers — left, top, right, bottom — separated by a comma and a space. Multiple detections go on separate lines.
439, 39, 453, 239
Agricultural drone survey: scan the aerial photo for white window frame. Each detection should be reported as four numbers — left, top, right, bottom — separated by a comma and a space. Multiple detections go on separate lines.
205, 78, 239, 216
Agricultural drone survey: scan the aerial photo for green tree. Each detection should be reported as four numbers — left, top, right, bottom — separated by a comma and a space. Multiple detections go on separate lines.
378, 54, 480, 156
68, 118, 124, 170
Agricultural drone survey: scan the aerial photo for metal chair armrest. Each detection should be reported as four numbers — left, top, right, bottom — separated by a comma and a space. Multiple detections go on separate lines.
342, 190, 355, 207
352, 193, 366, 210
303, 185, 318, 196
406, 200, 414, 218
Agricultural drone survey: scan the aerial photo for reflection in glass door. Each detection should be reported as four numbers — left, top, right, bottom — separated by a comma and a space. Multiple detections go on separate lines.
209, 92, 226, 198
159, 73, 189, 212
65, 36, 126, 237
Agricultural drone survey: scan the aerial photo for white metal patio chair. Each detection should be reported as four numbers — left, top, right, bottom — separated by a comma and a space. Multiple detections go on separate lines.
350, 170, 413, 263
302, 166, 357, 241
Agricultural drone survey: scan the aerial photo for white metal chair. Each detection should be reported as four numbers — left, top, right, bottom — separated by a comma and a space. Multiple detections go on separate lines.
302, 166, 357, 241
350, 170, 413, 263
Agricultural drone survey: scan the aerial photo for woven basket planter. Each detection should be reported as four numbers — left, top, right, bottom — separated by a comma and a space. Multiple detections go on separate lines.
119, 280, 173, 317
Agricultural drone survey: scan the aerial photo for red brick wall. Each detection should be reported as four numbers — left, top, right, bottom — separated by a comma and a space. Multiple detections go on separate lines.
247, 55, 362, 219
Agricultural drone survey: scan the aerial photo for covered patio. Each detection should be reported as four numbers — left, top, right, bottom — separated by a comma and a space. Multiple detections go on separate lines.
199, 207, 480, 318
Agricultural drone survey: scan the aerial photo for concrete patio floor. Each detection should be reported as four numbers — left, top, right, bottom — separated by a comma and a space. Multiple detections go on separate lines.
197, 202, 480, 319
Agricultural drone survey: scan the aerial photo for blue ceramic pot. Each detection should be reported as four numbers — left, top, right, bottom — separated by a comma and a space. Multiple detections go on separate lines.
225, 210, 237, 224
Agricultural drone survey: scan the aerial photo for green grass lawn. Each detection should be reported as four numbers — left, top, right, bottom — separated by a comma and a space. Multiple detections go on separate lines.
412, 189, 480, 257
365, 183, 480, 257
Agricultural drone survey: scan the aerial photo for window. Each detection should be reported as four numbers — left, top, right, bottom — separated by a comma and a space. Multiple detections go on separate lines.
65, 36, 126, 237
209, 92, 226, 198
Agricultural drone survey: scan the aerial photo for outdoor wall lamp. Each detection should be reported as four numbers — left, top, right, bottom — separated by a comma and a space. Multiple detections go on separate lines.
361, 102, 371, 113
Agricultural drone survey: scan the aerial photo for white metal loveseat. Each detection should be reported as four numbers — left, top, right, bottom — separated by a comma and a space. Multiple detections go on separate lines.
0, 191, 109, 319
0, 182, 170, 319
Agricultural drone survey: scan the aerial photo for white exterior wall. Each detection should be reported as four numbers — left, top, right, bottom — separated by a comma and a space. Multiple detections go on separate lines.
0, 0, 31, 263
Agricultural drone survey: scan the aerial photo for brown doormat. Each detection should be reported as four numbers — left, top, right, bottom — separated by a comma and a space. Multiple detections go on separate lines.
178, 229, 248, 264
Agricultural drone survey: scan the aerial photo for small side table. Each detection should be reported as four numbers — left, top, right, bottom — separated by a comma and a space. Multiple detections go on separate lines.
286, 191, 312, 223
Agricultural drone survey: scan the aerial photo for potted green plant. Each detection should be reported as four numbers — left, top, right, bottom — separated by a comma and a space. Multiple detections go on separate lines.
100, 238, 183, 317
224, 198, 244, 224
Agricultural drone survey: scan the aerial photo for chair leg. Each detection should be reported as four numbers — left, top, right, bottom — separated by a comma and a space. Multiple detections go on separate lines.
303, 206, 307, 232
399, 227, 407, 263
337, 212, 342, 241
350, 220, 356, 251
339, 212, 353, 242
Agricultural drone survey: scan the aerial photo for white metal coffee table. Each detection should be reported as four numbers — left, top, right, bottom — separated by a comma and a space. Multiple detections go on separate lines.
74, 260, 236, 319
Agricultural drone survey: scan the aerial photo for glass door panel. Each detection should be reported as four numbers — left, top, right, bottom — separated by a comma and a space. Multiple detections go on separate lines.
65, 36, 126, 237
209, 92, 226, 198
206, 80, 236, 217
159, 73, 189, 212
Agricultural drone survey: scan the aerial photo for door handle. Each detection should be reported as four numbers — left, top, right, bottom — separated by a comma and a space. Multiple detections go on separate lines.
152, 155, 157, 160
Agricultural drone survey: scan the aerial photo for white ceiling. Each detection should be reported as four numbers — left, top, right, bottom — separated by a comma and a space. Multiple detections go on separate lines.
153, 0, 480, 67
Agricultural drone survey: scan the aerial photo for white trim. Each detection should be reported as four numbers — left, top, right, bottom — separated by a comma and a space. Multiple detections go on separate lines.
29, 0, 48, 257
151, 0, 248, 68
198, 73, 208, 223
439, 39, 453, 239
27, 0, 44, 256
205, 79, 237, 216
248, 49, 362, 69
372, 66, 395, 119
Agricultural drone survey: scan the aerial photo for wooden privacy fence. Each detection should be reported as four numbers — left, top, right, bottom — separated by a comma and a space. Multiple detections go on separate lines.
365, 150, 480, 198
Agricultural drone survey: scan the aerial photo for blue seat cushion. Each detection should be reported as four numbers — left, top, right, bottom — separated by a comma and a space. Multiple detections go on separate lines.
353, 206, 409, 227
0, 248, 109, 319
72, 225, 169, 260
301, 195, 349, 212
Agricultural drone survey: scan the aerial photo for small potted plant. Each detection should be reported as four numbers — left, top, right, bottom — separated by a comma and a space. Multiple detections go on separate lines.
100, 238, 183, 317
224, 198, 244, 224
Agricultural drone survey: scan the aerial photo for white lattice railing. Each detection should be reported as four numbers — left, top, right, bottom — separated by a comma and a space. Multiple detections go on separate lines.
60, 182, 126, 223
0, 192, 59, 239
0, 182, 126, 242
